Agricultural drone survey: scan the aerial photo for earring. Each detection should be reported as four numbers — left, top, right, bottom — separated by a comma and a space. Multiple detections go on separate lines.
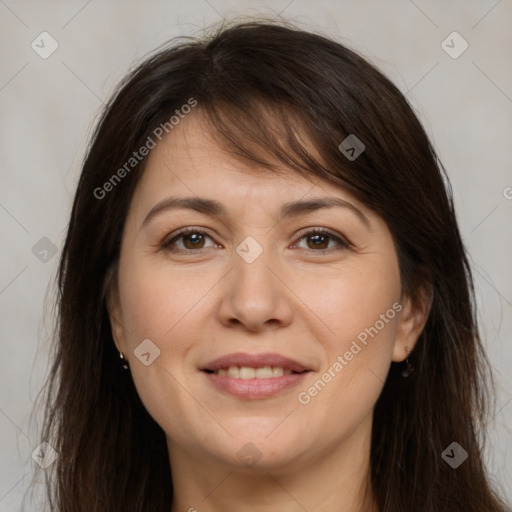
119, 351, 129, 370
401, 358, 415, 378
401, 346, 415, 378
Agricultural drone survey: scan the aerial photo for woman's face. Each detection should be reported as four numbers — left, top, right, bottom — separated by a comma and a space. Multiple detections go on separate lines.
108, 112, 425, 473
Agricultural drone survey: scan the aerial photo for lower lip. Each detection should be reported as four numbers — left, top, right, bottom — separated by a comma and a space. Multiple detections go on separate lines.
202, 371, 310, 399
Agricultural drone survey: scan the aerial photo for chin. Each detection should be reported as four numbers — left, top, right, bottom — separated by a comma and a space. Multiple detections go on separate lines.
213, 424, 313, 472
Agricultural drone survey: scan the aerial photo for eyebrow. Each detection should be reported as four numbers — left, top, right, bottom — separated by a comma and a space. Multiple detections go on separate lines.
141, 196, 372, 230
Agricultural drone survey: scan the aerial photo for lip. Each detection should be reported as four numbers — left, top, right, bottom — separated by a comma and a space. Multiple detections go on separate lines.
200, 352, 312, 399
200, 352, 311, 373
203, 371, 309, 399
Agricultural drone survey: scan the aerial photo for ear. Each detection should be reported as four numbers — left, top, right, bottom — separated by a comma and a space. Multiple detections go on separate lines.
104, 264, 127, 355
392, 286, 432, 362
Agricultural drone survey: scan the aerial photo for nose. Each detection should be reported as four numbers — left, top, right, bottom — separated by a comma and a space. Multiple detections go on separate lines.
216, 243, 294, 333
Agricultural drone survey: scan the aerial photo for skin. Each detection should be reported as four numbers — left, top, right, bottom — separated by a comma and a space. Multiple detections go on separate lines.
108, 111, 430, 512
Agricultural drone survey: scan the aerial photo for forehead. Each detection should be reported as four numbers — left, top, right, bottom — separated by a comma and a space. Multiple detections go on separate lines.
131, 111, 366, 216
146, 112, 313, 188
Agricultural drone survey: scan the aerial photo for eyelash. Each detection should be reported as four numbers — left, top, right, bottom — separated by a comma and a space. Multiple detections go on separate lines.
161, 227, 351, 254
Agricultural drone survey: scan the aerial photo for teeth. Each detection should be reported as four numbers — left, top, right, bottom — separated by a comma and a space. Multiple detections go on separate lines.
239, 367, 255, 379
273, 366, 283, 377
213, 365, 297, 378
255, 366, 273, 378
227, 366, 239, 378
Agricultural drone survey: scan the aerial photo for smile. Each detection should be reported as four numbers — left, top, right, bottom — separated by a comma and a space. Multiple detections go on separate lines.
204, 365, 299, 378
200, 352, 312, 399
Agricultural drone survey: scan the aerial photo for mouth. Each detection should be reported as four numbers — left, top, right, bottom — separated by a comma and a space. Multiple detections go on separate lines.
200, 352, 312, 399
200, 351, 311, 375
202, 365, 307, 379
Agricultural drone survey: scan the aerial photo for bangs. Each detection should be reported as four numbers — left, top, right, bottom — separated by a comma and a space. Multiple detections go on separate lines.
195, 95, 365, 201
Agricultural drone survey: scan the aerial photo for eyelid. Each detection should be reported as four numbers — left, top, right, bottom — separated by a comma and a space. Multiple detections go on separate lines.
293, 227, 351, 246
161, 226, 351, 253
291, 227, 351, 252
161, 226, 218, 249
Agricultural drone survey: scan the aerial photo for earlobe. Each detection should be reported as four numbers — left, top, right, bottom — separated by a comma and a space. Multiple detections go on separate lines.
392, 288, 432, 362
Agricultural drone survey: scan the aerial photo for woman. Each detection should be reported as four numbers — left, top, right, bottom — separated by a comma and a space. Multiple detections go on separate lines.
37, 19, 508, 511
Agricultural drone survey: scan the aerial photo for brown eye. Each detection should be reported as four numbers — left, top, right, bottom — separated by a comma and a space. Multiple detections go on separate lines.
181, 232, 206, 249
162, 229, 217, 252
294, 229, 349, 253
306, 232, 330, 250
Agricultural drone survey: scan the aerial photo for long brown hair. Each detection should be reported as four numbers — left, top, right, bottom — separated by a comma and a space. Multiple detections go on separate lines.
34, 18, 508, 511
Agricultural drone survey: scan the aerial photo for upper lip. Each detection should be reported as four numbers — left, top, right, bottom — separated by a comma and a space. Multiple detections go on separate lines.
200, 352, 311, 373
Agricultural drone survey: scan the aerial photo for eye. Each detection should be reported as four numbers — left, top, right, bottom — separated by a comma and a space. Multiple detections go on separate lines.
161, 227, 219, 252
161, 227, 350, 254
292, 228, 350, 253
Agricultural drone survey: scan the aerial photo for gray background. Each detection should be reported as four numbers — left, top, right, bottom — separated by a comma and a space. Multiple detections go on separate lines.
0, 0, 511, 509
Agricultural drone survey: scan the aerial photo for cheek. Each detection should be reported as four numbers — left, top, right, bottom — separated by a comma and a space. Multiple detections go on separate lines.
118, 258, 213, 344
292, 254, 401, 413
296, 252, 401, 350
116, 262, 212, 437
